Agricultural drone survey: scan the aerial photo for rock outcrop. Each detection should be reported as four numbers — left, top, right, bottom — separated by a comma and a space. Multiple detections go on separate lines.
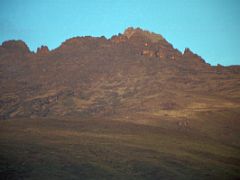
183, 48, 205, 63
36, 45, 50, 56
0, 40, 30, 55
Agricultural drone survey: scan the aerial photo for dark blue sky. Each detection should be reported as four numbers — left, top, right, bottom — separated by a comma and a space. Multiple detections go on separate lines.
0, 0, 239, 65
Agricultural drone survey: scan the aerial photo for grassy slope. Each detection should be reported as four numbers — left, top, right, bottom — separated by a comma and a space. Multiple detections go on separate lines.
0, 108, 240, 180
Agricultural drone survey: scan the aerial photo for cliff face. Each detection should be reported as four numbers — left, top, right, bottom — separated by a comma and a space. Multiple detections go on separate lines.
0, 27, 240, 119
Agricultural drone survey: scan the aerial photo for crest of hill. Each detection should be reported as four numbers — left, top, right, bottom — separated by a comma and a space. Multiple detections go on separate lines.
0, 40, 30, 54
58, 27, 167, 46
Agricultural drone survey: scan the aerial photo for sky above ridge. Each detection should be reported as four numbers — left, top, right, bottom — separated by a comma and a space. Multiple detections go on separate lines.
0, 0, 239, 65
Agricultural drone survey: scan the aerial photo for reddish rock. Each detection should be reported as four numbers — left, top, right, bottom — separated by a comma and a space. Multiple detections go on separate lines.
183, 48, 207, 64
1, 40, 30, 54
123, 27, 164, 43
36, 45, 50, 55
111, 34, 128, 43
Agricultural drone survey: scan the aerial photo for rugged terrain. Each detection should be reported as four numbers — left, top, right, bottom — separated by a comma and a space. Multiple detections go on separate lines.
0, 27, 240, 179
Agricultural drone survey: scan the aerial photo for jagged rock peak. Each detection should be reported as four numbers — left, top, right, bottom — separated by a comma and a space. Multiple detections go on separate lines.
183, 48, 203, 59
183, 48, 194, 56
1, 40, 30, 53
123, 27, 164, 42
37, 45, 50, 55
183, 48, 207, 65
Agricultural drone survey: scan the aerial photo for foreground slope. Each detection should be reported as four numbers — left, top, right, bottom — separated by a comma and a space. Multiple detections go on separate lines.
0, 27, 240, 179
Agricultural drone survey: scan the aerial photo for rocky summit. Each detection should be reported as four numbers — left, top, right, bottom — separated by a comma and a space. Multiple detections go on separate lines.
0, 27, 240, 179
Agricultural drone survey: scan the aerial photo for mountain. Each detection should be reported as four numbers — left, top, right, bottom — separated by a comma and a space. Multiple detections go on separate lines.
0, 27, 239, 119
0, 27, 240, 179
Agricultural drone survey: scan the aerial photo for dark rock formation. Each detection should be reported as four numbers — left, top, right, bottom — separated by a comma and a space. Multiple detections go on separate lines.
183, 48, 206, 63
36, 45, 50, 55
